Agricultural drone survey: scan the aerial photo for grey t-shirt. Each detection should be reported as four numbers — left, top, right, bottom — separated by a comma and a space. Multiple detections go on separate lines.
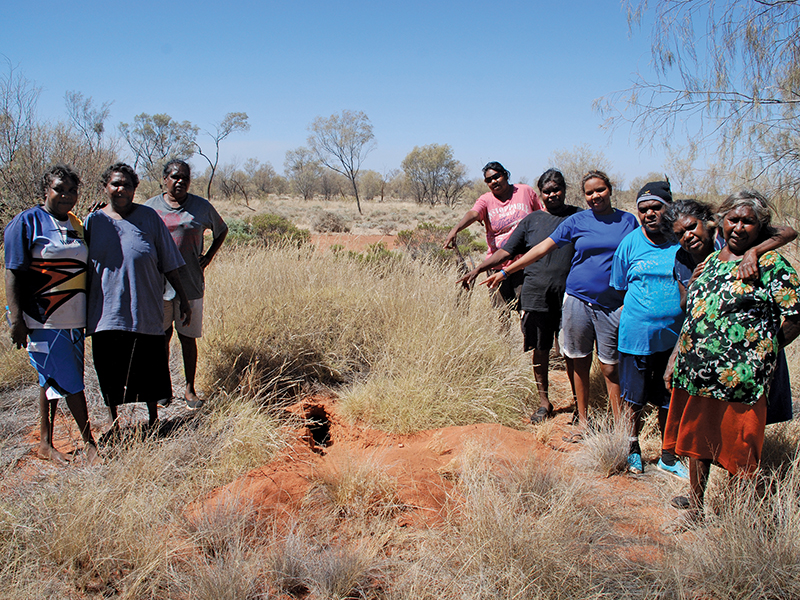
144, 193, 228, 300
502, 206, 581, 313
85, 205, 184, 335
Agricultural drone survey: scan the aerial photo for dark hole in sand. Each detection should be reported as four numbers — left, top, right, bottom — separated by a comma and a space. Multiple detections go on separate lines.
305, 405, 331, 451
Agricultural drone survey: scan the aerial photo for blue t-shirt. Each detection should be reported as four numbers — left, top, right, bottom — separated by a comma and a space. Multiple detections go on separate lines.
611, 228, 683, 354
85, 205, 184, 336
549, 208, 638, 310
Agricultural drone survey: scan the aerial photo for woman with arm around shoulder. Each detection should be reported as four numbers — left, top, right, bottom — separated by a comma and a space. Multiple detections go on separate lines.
484, 170, 638, 433
85, 163, 192, 436
3, 164, 99, 464
662, 191, 800, 530
444, 161, 542, 311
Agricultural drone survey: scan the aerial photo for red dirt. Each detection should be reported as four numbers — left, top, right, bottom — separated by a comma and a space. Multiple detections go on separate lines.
309, 233, 399, 253
5, 372, 683, 565
194, 388, 680, 558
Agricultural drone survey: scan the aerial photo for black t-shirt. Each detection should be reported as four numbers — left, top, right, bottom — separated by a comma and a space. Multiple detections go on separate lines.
502, 205, 581, 313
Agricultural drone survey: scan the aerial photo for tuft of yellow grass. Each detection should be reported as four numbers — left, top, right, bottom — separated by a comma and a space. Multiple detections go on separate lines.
0, 393, 286, 599
307, 451, 401, 519
201, 244, 536, 432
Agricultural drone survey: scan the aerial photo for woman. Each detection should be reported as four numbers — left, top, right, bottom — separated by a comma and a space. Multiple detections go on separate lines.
85, 163, 191, 433
484, 170, 638, 434
3, 164, 98, 464
663, 191, 800, 528
444, 161, 542, 311
664, 199, 795, 426
457, 169, 580, 423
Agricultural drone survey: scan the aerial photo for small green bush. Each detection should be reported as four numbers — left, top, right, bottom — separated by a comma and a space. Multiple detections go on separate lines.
249, 213, 310, 247
397, 222, 486, 266
224, 218, 256, 245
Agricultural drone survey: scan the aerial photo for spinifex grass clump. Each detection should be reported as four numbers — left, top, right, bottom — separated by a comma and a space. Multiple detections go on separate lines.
390, 444, 612, 600
0, 394, 286, 599
202, 244, 535, 431
663, 452, 800, 600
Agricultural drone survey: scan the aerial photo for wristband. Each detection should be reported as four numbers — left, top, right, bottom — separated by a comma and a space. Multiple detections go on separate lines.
500, 269, 508, 280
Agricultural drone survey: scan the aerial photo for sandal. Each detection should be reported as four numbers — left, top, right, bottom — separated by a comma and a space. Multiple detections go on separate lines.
530, 406, 551, 424
670, 495, 691, 510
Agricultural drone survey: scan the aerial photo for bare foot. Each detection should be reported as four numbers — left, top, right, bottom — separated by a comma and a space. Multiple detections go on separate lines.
37, 443, 70, 465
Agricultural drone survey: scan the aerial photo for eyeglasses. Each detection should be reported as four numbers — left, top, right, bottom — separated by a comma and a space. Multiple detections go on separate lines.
484, 172, 504, 184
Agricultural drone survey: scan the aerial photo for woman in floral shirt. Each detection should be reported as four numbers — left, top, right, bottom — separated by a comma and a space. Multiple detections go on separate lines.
663, 191, 800, 529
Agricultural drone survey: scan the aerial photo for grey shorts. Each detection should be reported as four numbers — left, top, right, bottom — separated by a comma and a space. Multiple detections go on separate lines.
558, 294, 620, 364
163, 297, 204, 338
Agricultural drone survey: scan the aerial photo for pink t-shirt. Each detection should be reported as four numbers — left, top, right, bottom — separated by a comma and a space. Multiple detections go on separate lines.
471, 183, 542, 262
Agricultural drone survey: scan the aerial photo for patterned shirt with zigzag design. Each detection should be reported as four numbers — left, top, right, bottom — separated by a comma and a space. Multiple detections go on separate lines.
4, 205, 87, 329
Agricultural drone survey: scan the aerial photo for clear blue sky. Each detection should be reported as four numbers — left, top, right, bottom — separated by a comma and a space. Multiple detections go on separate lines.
3, 0, 668, 187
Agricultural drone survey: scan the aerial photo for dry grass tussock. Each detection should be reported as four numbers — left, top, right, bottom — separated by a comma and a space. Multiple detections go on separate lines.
659, 452, 800, 600
390, 441, 642, 599
307, 450, 402, 519
201, 244, 535, 432
573, 412, 632, 477
0, 393, 287, 599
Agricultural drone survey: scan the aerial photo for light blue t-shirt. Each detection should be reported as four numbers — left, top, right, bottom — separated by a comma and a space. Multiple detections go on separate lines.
549, 208, 638, 310
611, 227, 683, 354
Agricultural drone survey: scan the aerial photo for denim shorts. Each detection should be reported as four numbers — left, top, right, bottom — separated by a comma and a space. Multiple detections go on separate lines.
558, 294, 620, 364
619, 350, 672, 409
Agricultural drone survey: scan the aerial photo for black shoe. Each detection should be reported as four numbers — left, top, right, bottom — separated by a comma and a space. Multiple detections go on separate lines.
186, 397, 205, 411
530, 406, 551, 424
157, 397, 172, 408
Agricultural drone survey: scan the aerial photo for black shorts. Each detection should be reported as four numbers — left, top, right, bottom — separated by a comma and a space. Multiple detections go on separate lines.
489, 269, 523, 312
92, 331, 171, 406
520, 310, 560, 353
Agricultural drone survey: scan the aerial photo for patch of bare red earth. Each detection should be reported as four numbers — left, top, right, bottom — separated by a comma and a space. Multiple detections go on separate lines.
198, 389, 679, 566
309, 233, 399, 253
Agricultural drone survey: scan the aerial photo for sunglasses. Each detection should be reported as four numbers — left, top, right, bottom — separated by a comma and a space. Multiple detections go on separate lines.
484, 172, 504, 184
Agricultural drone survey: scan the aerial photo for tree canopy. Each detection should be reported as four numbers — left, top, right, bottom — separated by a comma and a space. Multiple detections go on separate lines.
601, 0, 800, 200
401, 143, 468, 206
308, 110, 375, 214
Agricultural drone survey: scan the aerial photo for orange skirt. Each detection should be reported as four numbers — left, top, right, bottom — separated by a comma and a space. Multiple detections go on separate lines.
663, 388, 767, 475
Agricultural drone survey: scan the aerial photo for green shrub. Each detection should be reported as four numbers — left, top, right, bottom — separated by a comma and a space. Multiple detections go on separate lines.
396, 222, 486, 267
224, 218, 256, 246
248, 213, 310, 247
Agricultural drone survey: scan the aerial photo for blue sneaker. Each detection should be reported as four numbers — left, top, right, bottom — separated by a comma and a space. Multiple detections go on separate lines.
627, 452, 643, 474
657, 458, 689, 479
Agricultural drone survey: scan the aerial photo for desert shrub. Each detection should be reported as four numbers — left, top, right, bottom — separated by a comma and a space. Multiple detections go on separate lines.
396, 222, 486, 267
201, 244, 535, 430
312, 210, 350, 233
223, 218, 255, 245
249, 213, 309, 247
345, 241, 401, 267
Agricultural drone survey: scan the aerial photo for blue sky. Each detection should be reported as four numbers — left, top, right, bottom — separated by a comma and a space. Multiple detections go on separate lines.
3, 0, 671, 187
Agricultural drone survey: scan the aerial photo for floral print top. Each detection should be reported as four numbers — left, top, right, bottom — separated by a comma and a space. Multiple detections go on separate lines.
673, 250, 800, 404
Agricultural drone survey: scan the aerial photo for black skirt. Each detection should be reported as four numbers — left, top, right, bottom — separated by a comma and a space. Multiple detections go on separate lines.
92, 331, 171, 406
